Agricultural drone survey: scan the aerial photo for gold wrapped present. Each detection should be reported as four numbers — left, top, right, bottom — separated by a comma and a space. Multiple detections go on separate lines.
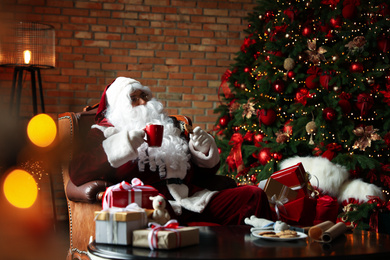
132, 220, 199, 250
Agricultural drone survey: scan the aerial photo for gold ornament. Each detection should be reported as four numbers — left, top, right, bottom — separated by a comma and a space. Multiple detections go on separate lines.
242, 98, 256, 119
306, 120, 317, 145
352, 125, 381, 151
283, 57, 295, 71
305, 39, 327, 65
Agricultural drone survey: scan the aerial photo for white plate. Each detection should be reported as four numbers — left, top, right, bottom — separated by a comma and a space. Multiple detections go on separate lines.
251, 229, 307, 241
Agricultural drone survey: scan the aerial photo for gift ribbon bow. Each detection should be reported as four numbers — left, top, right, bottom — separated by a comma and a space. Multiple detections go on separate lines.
102, 178, 155, 210
269, 194, 288, 220
147, 219, 182, 250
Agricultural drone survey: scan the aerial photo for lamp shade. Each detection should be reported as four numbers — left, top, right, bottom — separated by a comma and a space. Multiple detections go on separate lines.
0, 21, 55, 68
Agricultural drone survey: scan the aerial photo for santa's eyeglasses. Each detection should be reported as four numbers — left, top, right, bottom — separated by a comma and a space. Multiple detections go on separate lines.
130, 92, 150, 104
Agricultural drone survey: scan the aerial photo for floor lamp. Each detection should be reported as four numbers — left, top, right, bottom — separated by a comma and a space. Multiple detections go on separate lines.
0, 21, 55, 116
0, 21, 58, 230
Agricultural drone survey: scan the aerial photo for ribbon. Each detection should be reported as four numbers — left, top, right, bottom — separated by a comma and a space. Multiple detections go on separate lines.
102, 178, 156, 210
321, 142, 342, 161
218, 69, 233, 104
269, 194, 288, 220
226, 133, 244, 172
95, 203, 146, 244
356, 93, 374, 117
147, 219, 181, 250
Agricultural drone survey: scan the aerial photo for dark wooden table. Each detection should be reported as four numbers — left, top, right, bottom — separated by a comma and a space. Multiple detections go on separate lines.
88, 225, 390, 260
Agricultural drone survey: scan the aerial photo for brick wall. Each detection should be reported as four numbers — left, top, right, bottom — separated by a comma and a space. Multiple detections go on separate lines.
0, 0, 255, 222
0, 0, 255, 130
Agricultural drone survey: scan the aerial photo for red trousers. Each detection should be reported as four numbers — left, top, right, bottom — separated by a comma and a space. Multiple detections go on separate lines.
178, 185, 274, 225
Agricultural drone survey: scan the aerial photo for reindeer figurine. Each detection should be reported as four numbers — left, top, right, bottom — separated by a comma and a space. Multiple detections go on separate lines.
149, 195, 171, 225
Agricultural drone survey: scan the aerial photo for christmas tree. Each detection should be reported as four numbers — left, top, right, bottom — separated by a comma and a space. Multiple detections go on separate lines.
214, 0, 390, 194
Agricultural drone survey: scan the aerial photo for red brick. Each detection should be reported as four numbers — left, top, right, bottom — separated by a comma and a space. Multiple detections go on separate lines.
75, 2, 102, 9
71, 17, 97, 24
103, 3, 124, 10
75, 31, 92, 39
112, 11, 138, 19
95, 33, 121, 41
152, 6, 177, 14
83, 40, 110, 47
169, 73, 193, 80
130, 50, 155, 57
165, 58, 191, 66
62, 8, 88, 16
142, 72, 168, 79
112, 56, 138, 63
101, 63, 127, 71
90, 10, 111, 17
165, 14, 190, 22
125, 5, 151, 12
203, 9, 228, 16
61, 68, 87, 76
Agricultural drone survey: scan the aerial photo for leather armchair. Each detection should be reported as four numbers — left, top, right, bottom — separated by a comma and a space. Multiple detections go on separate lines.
57, 106, 236, 260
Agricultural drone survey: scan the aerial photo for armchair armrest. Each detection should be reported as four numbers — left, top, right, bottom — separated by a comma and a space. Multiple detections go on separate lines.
66, 179, 112, 203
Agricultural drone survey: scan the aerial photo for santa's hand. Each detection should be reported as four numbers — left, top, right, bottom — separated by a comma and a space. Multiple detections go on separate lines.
190, 126, 212, 154
128, 130, 145, 150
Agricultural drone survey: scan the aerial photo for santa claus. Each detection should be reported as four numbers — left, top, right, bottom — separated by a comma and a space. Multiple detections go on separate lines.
70, 77, 273, 225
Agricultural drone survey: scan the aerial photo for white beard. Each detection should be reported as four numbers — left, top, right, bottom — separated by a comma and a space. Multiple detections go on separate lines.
105, 99, 190, 179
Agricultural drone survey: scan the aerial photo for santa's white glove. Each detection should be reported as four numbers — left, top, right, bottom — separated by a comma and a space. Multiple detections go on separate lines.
190, 126, 212, 155
128, 129, 145, 150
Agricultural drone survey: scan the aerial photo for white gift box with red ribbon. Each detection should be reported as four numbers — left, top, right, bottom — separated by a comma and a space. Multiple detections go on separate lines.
132, 220, 199, 250
103, 178, 159, 209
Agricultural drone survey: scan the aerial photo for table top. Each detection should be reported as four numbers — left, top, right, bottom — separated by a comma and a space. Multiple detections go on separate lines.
88, 225, 390, 260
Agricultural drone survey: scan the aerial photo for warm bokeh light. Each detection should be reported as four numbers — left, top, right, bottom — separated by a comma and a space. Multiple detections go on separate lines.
3, 169, 38, 208
27, 114, 57, 147
23, 50, 31, 64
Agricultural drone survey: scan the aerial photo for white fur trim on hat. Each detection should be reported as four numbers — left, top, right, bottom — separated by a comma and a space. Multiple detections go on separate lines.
338, 178, 384, 203
106, 77, 153, 108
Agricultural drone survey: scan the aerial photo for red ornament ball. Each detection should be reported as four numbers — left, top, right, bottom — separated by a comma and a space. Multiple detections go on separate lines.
350, 62, 364, 73
330, 16, 342, 28
338, 99, 351, 114
342, 4, 356, 19
272, 152, 283, 161
219, 115, 230, 127
305, 75, 319, 89
258, 108, 277, 125
244, 67, 251, 73
250, 174, 257, 184
287, 70, 295, 79
272, 80, 285, 93
254, 133, 265, 147
302, 27, 312, 37
258, 148, 272, 165
322, 107, 337, 121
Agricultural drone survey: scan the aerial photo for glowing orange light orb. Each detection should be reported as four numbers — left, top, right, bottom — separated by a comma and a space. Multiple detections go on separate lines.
27, 114, 57, 147
3, 169, 38, 208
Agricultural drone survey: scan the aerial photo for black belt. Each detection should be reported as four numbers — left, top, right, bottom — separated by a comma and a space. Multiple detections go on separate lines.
153, 178, 184, 186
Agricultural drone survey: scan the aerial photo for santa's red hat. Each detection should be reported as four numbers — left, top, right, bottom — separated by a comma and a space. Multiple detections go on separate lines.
95, 77, 153, 126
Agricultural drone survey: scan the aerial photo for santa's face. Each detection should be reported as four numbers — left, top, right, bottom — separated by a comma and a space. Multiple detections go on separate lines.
105, 89, 165, 132
130, 90, 150, 107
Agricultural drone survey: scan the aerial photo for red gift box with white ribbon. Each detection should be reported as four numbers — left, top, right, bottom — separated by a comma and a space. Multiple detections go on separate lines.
103, 178, 159, 210
270, 162, 310, 198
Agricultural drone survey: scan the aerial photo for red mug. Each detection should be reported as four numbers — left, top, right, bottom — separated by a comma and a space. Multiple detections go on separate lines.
144, 124, 164, 147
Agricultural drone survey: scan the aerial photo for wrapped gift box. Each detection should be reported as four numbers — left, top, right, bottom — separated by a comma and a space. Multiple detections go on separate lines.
270, 162, 310, 198
270, 195, 317, 227
133, 226, 199, 250
95, 210, 148, 245
103, 179, 159, 209
264, 177, 298, 203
